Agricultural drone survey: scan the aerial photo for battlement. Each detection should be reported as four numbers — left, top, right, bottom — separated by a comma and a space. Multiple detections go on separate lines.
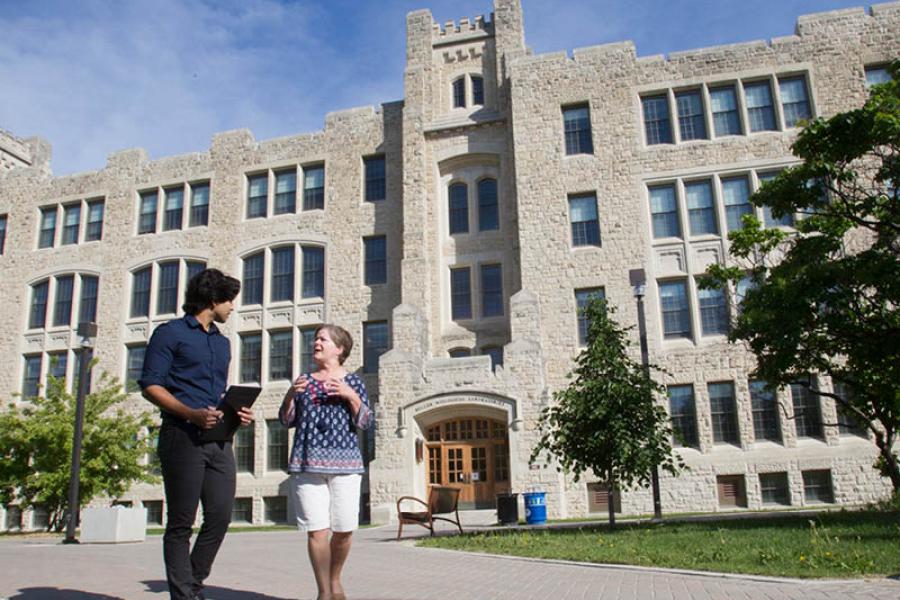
512, 1, 898, 70
432, 13, 494, 41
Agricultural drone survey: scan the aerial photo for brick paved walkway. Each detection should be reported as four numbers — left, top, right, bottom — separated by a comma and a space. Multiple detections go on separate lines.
2, 522, 898, 599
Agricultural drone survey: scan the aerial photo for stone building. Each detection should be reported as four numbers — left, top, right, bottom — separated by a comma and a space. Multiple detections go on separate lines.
0, 0, 897, 531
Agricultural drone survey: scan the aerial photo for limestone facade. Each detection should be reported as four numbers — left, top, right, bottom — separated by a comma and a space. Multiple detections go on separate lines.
0, 1, 897, 530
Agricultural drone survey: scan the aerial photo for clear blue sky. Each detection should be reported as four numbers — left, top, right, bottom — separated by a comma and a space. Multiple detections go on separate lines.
0, 0, 871, 176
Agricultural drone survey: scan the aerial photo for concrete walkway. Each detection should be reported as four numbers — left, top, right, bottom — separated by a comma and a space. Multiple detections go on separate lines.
2, 513, 898, 600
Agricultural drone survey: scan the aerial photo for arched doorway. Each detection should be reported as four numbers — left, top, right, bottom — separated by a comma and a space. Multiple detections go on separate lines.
424, 417, 510, 509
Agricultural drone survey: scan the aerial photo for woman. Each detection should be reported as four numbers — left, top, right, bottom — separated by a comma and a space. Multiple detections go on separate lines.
280, 324, 373, 600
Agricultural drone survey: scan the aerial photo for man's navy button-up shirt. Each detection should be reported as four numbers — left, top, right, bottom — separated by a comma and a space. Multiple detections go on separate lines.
139, 315, 231, 419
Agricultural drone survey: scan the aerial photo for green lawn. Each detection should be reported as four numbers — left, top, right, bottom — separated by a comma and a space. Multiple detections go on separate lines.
418, 510, 900, 578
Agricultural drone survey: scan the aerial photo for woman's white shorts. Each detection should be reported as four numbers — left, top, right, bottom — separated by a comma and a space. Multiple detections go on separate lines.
290, 472, 362, 532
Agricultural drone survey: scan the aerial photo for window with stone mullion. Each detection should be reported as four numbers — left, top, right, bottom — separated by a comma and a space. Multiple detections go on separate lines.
448, 183, 469, 234
233, 426, 255, 473
363, 321, 389, 374
62, 203, 81, 245
53, 275, 75, 327
268, 330, 293, 381
274, 169, 297, 215
302, 246, 325, 298
240, 333, 262, 383
685, 180, 717, 236
303, 166, 325, 211
85, 200, 104, 241
480, 264, 503, 317
29, 280, 49, 329
568, 194, 600, 247
563, 105, 593, 155
698, 284, 728, 335
709, 382, 739, 444
710, 86, 742, 136
477, 178, 498, 231
267, 419, 289, 472
744, 81, 777, 132
189, 183, 209, 227
79, 275, 99, 324
675, 90, 707, 141
364, 156, 386, 202
668, 385, 698, 447
642, 95, 673, 145
722, 176, 752, 233
163, 187, 184, 231
130, 267, 152, 318
138, 192, 157, 234
778, 77, 811, 129
270, 247, 295, 302
659, 280, 691, 339
749, 380, 781, 442
22, 354, 42, 398
39, 207, 57, 248
649, 185, 680, 239
242, 252, 264, 305
791, 379, 824, 439
450, 267, 472, 320
247, 174, 268, 219
156, 261, 179, 315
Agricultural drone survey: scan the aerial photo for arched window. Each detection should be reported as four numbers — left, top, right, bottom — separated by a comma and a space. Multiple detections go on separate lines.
128, 259, 206, 319
448, 183, 469, 234
477, 178, 498, 231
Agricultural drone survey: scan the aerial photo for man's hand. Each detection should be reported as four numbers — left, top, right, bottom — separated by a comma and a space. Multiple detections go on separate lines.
190, 406, 225, 430
237, 406, 254, 426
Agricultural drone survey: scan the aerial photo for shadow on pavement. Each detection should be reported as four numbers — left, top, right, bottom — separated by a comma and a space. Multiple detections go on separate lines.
141, 580, 295, 600
9, 589, 124, 599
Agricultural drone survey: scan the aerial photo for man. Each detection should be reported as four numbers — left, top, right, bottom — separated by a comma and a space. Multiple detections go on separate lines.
140, 268, 253, 600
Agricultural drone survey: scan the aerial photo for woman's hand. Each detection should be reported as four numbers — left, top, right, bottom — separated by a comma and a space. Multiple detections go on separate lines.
291, 374, 309, 395
324, 377, 356, 401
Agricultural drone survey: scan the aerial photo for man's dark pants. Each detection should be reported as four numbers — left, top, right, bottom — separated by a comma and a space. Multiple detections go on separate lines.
158, 421, 236, 600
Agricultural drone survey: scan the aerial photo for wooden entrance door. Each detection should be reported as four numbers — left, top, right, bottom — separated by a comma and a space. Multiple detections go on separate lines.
425, 417, 510, 509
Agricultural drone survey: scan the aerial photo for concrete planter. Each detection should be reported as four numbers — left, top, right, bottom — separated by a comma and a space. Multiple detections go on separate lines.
80, 506, 147, 543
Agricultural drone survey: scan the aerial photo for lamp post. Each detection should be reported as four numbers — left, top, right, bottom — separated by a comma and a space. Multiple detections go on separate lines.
64, 321, 97, 544
629, 269, 663, 521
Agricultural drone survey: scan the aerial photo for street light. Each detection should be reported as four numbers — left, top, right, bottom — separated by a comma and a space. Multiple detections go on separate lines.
628, 269, 663, 521
64, 321, 97, 544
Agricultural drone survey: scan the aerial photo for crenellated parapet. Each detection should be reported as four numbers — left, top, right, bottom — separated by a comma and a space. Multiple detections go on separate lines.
432, 13, 493, 43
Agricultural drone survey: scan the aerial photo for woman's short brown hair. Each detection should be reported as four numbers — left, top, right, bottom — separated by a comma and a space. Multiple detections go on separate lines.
316, 324, 353, 365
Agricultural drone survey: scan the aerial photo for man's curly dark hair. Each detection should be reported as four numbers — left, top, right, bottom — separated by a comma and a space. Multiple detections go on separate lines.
182, 268, 241, 315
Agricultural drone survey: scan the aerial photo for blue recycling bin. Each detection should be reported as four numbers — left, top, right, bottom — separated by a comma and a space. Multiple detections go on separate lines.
523, 490, 547, 524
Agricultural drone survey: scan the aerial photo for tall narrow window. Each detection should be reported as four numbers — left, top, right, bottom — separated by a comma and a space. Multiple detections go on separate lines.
575, 287, 605, 346
269, 330, 293, 381
659, 280, 691, 339
750, 380, 781, 442
38, 207, 56, 248
300, 327, 316, 373
744, 81, 777, 132
302, 246, 325, 298
79, 275, 99, 324
303, 165, 325, 211
267, 420, 288, 471
709, 382, 739, 444
448, 183, 469, 234
452, 77, 466, 108
186, 260, 206, 283
189, 182, 209, 227
242, 252, 264, 306
668, 385, 698, 447
29, 280, 49, 329
471, 75, 484, 106
722, 176, 752, 232
758, 171, 794, 227
477, 178, 498, 231
270, 247, 294, 302
779, 76, 811, 128
563, 105, 593, 155
675, 90, 707, 141
47, 351, 68, 387
131, 267, 152, 318
163, 187, 184, 231
791, 380, 823, 439
62, 204, 80, 245
85, 200, 104, 241
274, 169, 296, 215
710, 86, 742, 136
53, 275, 75, 327
450, 267, 472, 320
698, 283, 728, 335
156, 261, 179, 315
363, 321, 389, 374
833, 382, 867, 437
642, 95, 672, 145
481, 264, 503, 317
685, 180, 717, 236
247, 174, 268, 219
22, 355, 42, 398
0, 214, 7, 254
126, 345, 146, 391
240, 333, 262, 383
649, 185, 680, 239
138, 191, 157, 234
233, 427, 255, 473
364, 156, 386, 202
568, 194, 601, 247
364, 236, 387, 285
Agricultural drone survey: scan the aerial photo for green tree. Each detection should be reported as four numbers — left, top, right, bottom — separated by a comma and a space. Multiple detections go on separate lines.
0, 371, 158, 531
704, 61, 900, 492
530, 299, 684, 526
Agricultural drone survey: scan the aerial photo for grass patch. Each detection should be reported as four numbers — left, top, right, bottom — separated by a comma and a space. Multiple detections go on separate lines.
419, 510, 900, 578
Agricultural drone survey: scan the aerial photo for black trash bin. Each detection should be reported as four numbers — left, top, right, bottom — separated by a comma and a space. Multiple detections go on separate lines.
496, 492, 519, 525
